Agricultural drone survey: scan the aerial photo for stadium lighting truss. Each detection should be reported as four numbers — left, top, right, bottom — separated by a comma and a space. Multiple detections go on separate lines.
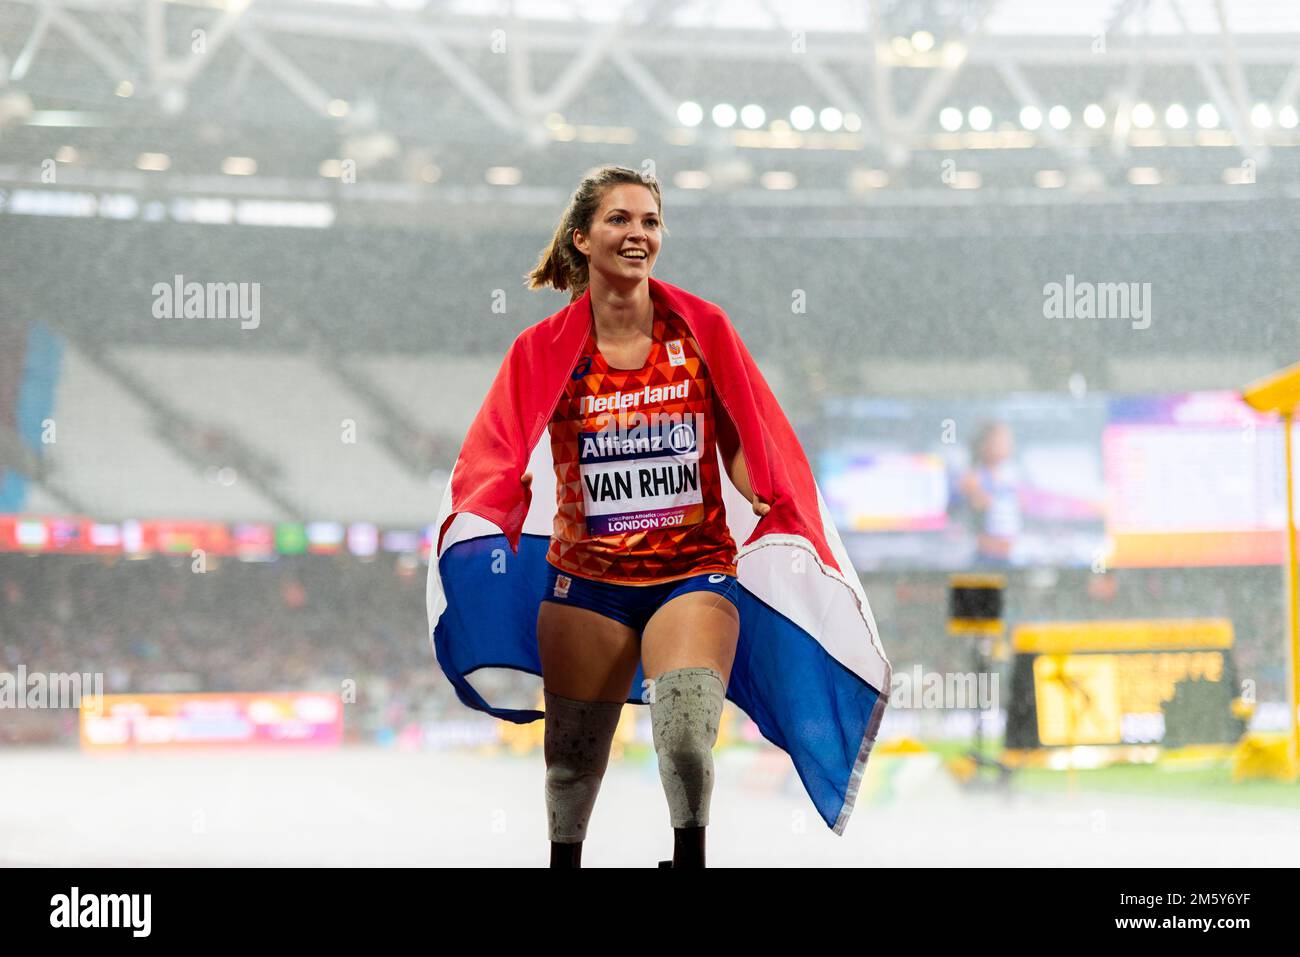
0, 0, 1298, 199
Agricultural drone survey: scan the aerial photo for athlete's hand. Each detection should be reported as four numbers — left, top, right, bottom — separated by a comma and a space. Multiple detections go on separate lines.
521, 471, 533, 489
751, 495, 771, 517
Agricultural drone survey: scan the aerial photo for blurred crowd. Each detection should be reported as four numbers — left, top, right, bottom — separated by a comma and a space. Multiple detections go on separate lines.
0, 554, 1289, 745
0, 553, 450, 742
879, 564, 1289, 704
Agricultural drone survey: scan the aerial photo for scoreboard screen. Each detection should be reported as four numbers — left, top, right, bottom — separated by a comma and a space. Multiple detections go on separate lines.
1006, 618, 1244, 753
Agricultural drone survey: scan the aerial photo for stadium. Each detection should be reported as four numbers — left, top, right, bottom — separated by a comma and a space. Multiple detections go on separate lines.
2, 0, 1300, 873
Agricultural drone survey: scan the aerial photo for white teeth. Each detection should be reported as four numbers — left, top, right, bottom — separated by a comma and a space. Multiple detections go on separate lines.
620, 250, 646, 259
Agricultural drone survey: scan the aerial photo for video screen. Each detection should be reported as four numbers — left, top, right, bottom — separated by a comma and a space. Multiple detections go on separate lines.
1104, 392, 1299, 567
817, 394, 1108, 570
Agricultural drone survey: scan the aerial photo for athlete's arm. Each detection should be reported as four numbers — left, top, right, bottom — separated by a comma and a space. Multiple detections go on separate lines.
958, 469, 989, 510
729, 448, 770, 516
712, 392, 769, 516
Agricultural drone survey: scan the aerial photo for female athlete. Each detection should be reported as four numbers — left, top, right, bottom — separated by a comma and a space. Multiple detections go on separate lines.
521, 165, 769, 868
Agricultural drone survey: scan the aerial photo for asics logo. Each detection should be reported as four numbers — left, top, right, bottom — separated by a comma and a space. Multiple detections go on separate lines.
708, 574, 726, 583
572, 355, 593, 380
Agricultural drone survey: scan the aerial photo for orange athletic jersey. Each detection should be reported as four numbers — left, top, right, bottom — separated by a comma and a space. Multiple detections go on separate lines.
545, 299, 738, 585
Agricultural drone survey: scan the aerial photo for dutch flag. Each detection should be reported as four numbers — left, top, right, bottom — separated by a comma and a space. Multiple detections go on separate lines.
427, 279, 891, 834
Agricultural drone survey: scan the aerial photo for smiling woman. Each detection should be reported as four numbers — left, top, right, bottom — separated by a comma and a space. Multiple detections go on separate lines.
429, 164, 887, 869
522, 166, 753, 868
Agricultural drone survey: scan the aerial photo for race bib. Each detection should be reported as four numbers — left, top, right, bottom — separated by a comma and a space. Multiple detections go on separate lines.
579, 414, 704, 535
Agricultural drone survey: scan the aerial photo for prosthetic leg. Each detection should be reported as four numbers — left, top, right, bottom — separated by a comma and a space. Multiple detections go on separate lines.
649, 667, 726, 868
543, 689, 623, 868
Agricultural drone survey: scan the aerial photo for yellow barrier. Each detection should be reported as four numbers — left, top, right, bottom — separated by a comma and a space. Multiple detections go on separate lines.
1231, 732, 1295, 782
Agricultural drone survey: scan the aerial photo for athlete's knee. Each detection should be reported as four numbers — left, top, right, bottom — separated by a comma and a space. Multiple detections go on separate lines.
649, 667, 725, 828
543, 690, 623, 843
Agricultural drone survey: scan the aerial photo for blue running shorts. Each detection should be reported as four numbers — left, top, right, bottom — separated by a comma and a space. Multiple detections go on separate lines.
542, 562, 740, 634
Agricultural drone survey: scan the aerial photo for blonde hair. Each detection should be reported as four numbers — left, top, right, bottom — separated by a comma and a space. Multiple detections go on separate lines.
526, 165, 667, 302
